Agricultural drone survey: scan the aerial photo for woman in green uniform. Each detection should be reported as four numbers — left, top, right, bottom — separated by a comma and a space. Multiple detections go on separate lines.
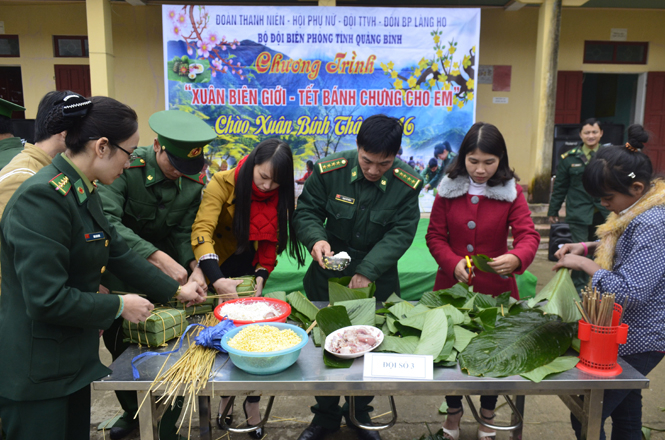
0, 95, 205, 440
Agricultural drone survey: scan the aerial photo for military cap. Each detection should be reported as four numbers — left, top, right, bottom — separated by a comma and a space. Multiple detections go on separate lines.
0, 97, 26, 119
149, 110, 216, 175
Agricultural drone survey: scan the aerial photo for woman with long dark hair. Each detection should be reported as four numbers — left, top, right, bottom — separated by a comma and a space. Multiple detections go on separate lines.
426, 122, 540, 440
191, 138, 305, 437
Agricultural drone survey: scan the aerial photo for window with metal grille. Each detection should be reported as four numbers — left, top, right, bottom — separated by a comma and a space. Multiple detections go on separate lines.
53, 36, 89, 58
583, 41, 648, 65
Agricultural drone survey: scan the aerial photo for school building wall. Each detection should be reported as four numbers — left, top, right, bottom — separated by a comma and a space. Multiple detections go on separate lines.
2, 3, 664, 184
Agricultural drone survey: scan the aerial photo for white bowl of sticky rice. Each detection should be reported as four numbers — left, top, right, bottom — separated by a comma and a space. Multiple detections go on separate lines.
221, 323, 308, 375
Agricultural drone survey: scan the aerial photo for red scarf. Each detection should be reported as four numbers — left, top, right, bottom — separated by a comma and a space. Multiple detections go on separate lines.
234, 157, 279, 272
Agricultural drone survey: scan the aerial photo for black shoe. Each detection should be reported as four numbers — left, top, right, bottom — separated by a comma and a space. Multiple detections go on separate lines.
243, 398, 265, 439
109, 421, 139, 440
297, 423, 339, 440
216, 413, 234, 430
344, 416, 383, 440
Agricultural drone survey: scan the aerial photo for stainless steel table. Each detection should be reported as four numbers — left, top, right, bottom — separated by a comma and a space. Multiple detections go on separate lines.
93, 310, 649, 440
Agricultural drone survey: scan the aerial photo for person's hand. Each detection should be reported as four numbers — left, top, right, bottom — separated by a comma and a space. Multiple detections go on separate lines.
188, 266, 207, 290
487, 254, 521, 275
454, 259, 469, 284
348, 274, 371, 289
148, 250, 188, 284
554, 242, 585, 260
121, 294, 154, 323
311, 240, 333, 269
213, 278, 244, 302
98, 284, 110, 294
552, 254, 588, 272
255, 277, 264, 297
176, 281, 206, 306
548, 216, 559, 224
424, 184, 431, 192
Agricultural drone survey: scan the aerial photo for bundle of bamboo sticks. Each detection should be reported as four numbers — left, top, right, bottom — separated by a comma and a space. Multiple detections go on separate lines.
575, 287, 629, 326
137, 313, 220, 439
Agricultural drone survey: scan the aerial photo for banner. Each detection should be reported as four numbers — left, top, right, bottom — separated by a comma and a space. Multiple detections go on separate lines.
162, 5, 479, 177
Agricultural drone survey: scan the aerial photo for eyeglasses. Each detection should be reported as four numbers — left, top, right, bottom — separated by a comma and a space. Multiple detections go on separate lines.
89, 137, 138, 161
110, 142, 139, 162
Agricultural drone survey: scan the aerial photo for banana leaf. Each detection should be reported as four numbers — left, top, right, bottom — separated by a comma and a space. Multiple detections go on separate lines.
418, 291, 446, 308
527, 269, 581, 323
375, 335, 419, 353
315, 306, 353, 368
473, 307, 498, 330
287, 291, 320, 322
388, 300, 414, 319
263, 291, 286, 302
375, 314, 386, 326
394, 322, 423, 337
396, 309, 429, 331
459, 311, 573, 377
441, 304, 465, 325
453, 326, 477, 353
328, 278, 375, 304
289, 310, 313, 328
405, 303, 431, 317
471, 254, 498, 274
336, 298, 376, 327
520, 356, 580, 383
383, 293, 403, 307
414, 309, 448, 356
386, 315, 398, 334
312, 327, 324, 346
434, 318, 455, 362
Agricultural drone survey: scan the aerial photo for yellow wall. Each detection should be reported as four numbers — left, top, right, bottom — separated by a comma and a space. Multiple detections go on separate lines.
2, 3, 665, 183
559, 8, 665, 72
109, 3, 165, 146
476, 7, 539, 183
0, 3, 88, 115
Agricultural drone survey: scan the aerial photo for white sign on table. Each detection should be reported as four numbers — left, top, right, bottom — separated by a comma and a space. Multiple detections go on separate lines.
363, 353, 433, 381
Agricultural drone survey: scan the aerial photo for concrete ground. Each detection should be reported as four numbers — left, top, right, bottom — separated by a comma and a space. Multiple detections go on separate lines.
91, 249, 665, 440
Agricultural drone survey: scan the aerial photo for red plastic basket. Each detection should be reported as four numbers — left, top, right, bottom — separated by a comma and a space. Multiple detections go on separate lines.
213, 297, 291, 327
577, 303, 629, 377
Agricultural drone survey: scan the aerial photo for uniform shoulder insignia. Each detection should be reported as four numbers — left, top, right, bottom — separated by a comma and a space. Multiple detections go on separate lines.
393, 168, 422, 190
128, 157, 146, 168
49, 173, 71, 196
561, 150, 572, 159
318, 157, 348, 174
183, 172, 207, 185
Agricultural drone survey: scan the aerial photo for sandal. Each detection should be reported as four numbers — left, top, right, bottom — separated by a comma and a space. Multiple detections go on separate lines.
477, 411, 496, 439
442, 407, 464, 440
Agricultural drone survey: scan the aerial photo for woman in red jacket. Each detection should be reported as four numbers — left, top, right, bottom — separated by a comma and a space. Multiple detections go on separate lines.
426, 122, 540, 440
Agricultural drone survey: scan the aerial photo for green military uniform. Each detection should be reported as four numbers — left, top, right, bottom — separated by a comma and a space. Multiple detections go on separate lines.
294, 150, 421, 302
0, 137, 24, 171
548, 146, 610, 290
0, 153, 178, 439
97, 110, 214, 440
422, 166, 439, 185
293, 149, 420, 430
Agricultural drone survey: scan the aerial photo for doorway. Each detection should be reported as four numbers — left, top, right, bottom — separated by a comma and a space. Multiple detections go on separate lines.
0, 66, 25, 119
580, 73, 639, 144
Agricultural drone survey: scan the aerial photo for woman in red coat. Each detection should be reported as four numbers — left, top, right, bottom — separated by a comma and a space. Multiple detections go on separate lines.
426, 122, 540, 440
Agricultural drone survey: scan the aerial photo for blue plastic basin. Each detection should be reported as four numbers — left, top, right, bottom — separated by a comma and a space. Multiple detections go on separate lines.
221, 322, 309, 375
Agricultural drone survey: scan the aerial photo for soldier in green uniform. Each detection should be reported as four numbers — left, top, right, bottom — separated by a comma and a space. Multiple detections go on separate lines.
423, 141, 456, 192
548, 118, 610, 291
0, 98, 27, 170
293, 115, 420, 440
98, 110, 215, 440
0, 96, 205, 440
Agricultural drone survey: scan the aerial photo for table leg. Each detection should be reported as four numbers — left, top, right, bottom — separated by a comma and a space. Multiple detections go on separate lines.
137, 390, 158, 440
509, 395, 525, 440
583, 389, 603, 440
198, 395, 212, 440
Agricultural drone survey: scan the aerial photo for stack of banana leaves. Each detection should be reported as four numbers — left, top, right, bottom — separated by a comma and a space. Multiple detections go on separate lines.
264, 269, 583, 382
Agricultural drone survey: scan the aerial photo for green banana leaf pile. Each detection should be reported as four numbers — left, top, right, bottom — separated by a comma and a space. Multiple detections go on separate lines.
264, 269, 581, 381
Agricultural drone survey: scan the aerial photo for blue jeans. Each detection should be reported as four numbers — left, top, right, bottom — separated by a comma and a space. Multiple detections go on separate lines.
571, 351, 664, 440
